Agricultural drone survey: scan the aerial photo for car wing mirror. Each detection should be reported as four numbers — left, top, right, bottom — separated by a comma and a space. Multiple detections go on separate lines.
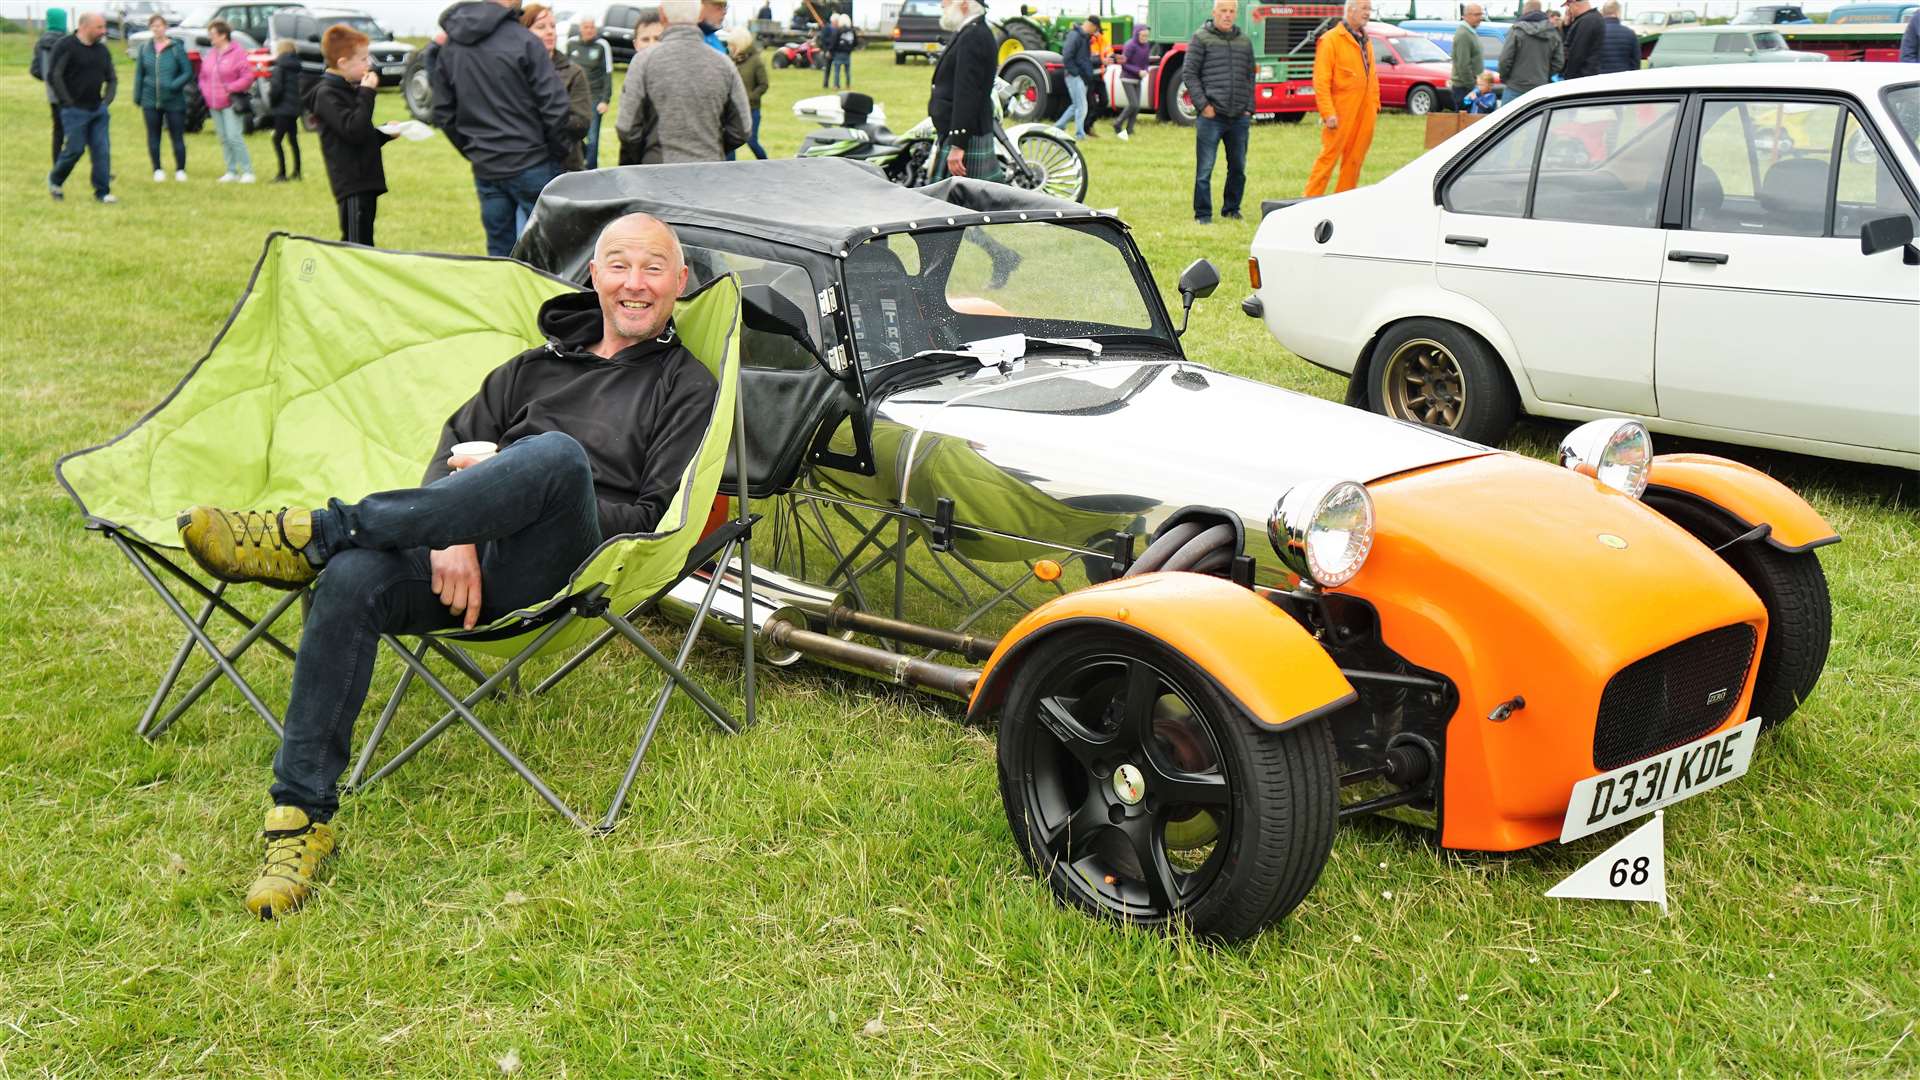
1175, 258, 1220, 337
1860, 214, 1919, 264
741, 282, 826, 359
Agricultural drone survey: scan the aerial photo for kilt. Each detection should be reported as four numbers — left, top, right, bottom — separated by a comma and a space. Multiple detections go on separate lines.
933, 133, 1003, 183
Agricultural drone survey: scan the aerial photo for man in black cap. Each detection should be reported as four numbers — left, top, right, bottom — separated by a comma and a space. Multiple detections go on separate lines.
928, 0, 1001, 180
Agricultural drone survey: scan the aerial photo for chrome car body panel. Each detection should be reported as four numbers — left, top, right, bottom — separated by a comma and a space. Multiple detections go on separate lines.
807, 357, 1491, 576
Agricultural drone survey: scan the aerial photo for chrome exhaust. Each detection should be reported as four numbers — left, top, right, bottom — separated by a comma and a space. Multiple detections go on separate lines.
656, 562, 853, 667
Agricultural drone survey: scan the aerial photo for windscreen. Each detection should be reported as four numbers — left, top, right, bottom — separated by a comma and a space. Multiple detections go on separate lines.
842, 221, 1171, 368
1394, 35, 1450, 63
1887, 85, 1920, 157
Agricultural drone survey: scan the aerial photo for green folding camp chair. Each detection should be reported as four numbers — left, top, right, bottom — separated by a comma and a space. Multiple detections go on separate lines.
56, 234, 576, 742
345, 268, 760, 830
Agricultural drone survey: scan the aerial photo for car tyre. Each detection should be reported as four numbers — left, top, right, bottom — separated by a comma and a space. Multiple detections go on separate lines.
1000, 53, 1052, 124
1642, 494, 1832, 734
997, 629, 1337, 941
402, 50, 435, 124
1406, 85, 1436, 116
1160, 56, 1196, 127
1367, 318, 1517, 446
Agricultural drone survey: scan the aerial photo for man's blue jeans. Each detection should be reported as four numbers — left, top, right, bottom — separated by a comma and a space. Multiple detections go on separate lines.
1193, 112, 1250, 220
50, 105, 112, 198
474, 159, 562, 258
270, 432, 603, 820
585, 110, 603, 169
1057, 74, 1090, 136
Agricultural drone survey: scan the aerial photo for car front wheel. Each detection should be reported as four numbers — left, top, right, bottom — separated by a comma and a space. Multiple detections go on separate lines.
1642, 495, 1832, 733
997, 630, 1337, 940
1366, 318, 1517, 446
1406, 85, 1436, 115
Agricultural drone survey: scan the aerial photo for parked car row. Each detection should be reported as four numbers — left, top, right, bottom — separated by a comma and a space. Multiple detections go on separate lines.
1249, 65, 1920, 472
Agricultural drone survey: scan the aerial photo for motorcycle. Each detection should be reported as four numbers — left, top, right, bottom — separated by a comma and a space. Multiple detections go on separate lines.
770, 39, 822, 68
793, 79, 1089, 203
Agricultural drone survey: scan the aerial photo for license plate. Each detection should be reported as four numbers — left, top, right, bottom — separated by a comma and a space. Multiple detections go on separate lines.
383, 65, 403, 75
1560, 717, 1761, 843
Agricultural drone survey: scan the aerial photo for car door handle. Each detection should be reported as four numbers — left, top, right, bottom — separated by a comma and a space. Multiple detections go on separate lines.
1445, 234, 1488, 248
1668, 250, 1729, 265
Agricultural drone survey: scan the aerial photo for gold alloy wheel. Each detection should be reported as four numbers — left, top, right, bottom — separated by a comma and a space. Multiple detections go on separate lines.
1383, 337, 1468, 430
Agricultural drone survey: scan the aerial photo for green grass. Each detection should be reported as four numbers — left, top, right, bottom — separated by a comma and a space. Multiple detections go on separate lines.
3, 40, 1918, 1077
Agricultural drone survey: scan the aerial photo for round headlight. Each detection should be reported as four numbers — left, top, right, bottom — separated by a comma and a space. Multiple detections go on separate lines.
1558, 419, 1652, 499
1267, 479, 1375, 588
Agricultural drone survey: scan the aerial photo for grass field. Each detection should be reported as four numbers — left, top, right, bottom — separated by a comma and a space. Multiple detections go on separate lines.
2, 33, 1917, 1077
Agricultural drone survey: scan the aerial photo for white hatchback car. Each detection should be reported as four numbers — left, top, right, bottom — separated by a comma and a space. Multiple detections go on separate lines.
1248, 65, 1920, 471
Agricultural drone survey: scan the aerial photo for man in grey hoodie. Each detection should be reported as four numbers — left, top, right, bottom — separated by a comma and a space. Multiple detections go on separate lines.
1498, 0, 1563, 104
616, 0, 750, 163
431, 0, 574, 256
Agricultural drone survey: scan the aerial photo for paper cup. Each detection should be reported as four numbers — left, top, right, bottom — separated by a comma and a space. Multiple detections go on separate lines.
450, 440, 498, 470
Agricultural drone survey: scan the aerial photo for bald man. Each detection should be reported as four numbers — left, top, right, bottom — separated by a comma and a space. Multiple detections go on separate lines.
1451, 5, 1485, 109
1303, 0, 1379, 196
179, 214, 718, 919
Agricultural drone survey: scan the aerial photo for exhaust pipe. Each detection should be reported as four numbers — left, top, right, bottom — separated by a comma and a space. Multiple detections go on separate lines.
657, 563, 853, 667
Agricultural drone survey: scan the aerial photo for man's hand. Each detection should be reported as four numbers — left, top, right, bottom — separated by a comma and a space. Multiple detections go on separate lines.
447, 452, 485, 471
430, 544, 483, 630
360, 70, 380, 91
1201, 104, 1216, 119
596, 101, 608, 114
1323, 113, 1340, 129
946, 145, 967, 177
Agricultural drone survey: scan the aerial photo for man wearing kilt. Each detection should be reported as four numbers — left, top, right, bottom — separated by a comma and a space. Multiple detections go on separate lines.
928, 0, 1002, 181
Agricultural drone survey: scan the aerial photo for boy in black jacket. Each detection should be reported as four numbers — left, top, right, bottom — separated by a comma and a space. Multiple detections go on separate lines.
305, 24, 394, 245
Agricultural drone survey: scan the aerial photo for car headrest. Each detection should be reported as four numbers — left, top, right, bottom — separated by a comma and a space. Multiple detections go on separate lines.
1758, 157, 1829, 222
1692, 163, 1724, 216
843, 241, 924, 363
840, 91, 876, 127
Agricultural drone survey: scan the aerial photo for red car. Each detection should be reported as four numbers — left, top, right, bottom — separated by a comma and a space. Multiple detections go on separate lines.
1363, 23, 1477, 116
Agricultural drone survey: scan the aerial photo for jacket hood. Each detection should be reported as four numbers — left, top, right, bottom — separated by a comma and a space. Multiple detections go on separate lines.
539, 290, 604, 349
536, 290, 684, 361
442, 1, 518, 45
1513, 14, 1556, 36
47, 9, 67, 32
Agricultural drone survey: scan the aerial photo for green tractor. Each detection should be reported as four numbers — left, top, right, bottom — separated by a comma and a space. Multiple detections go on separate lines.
994, 4, 1134, 62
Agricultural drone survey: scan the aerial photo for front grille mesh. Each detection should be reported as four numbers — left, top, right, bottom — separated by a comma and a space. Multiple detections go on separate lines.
1593, 624, 1757, 770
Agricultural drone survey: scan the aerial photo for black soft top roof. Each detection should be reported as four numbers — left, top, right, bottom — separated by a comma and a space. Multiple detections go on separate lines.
515, 159, 1110, 277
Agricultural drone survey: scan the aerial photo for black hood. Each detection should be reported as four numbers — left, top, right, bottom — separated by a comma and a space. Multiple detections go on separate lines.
442, 1, 519, 45
535, 290, 680, 361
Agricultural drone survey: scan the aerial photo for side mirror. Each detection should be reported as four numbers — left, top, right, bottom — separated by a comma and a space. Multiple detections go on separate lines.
1380, 53, 1399, 64
1860, 214, 1919, 264
1179, 258, 1220, 301
1175, 258, 1219, 337
741, 282, 825, 359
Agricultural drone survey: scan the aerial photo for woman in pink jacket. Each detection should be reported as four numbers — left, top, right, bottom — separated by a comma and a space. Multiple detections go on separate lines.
198, 20, 257, 182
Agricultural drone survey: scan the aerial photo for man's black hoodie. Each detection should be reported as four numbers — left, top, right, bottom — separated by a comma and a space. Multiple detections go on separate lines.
429, 1, 572, 179
424, 291, 720, 538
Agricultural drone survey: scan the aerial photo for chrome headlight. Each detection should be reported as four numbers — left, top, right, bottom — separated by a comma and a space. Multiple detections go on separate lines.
1559, 419, 1652, 499
1267, 479, 1375, 588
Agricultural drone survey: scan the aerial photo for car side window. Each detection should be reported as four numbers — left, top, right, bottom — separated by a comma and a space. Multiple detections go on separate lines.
1690, 99, 1845, 237
1444, 113, 1544, 218
683, 245, 824, 372
1531, 101, 1679, 228
1833, 114, 1917, 239
1713, 33, 1748, 53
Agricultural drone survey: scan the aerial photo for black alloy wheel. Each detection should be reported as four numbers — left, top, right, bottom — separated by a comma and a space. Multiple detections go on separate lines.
997, 631, 1337, 940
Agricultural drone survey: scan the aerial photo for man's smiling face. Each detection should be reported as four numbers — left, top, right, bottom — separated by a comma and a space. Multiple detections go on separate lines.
590, 215, 689, 346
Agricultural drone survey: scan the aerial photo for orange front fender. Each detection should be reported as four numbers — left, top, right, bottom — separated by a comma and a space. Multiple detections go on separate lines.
1647, 454, 1840, 553
969, 573, 1357, 731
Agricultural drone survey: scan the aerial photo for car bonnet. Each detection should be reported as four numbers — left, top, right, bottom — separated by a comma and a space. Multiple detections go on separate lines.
848, 358, 1492, 566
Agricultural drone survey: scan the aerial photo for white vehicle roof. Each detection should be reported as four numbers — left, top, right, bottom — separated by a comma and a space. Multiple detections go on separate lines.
1518, 63, 1919, 104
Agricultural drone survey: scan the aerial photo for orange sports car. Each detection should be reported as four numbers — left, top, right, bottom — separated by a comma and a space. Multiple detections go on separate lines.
519, 161, 1836, 940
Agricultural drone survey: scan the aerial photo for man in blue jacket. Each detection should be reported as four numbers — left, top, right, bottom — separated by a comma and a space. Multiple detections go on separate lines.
1901, 8, 1918, 62
431, 0, 574, 256
1596, 2, 1641, 74
1055, 15, 1100, 139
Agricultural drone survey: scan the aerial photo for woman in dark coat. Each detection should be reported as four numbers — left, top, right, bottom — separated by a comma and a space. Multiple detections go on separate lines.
524, 4, 593, 170
268, 39, 304, 181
